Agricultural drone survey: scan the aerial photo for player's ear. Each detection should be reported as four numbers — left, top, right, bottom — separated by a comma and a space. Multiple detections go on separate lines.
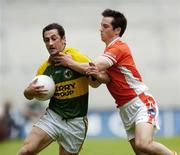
62, 36, 66, 45
62, 36, 66, 41
115, 27, 121, 36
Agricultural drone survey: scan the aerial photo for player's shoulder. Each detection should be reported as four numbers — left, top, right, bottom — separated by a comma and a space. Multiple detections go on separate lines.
112, 40, 130, 53
64, 47, 81, 55
64, 47, 91, 62
36, 59, 50, 75
40, 59, 49, 65
113, 40, 128, 48
39, 60, 50, 68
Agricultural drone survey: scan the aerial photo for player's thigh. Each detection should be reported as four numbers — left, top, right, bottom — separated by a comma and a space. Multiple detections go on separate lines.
59, 145, 78, 155
135, 122, 154, 145
23, 126, 54, 153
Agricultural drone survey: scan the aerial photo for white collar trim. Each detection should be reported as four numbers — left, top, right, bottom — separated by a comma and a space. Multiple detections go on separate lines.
107, 37, 121, 47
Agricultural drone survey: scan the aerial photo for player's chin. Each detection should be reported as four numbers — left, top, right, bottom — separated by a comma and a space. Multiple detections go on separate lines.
49, 49, 58, 56
101, 36, 105, 42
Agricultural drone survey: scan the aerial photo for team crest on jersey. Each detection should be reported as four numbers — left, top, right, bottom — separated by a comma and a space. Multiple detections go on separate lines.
148, 108, 156, 117
64, 69, 73, 79
147, 99, 156, 117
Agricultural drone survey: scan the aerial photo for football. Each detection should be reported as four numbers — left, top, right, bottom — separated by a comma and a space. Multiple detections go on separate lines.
32, 75, 55, 101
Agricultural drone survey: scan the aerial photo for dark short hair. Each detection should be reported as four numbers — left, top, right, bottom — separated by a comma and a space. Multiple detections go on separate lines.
42, 23, 65, 39
102, 9, 127, 37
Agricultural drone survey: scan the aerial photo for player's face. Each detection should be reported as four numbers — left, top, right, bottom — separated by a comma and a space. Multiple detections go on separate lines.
43, 29, 65, 56
100, 17, 118, 45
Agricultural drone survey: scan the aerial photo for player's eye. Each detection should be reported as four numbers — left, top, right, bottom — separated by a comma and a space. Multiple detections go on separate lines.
44, 38, 50, 43
51, 36, 58, 41
104, 25, 110, 29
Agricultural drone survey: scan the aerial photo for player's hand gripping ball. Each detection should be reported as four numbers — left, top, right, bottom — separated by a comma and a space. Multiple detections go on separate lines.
33, 75, 55, 101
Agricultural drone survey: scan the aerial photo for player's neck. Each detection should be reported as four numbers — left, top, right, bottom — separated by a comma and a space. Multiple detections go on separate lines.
106, 37, 120, 47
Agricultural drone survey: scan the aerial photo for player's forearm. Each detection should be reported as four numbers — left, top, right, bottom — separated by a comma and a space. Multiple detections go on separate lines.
94, 58, 111, 72
67, 60, 89, 74
95, 72, 110, 84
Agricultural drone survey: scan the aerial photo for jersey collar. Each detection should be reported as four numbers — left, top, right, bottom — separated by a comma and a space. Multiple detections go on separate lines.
107, 37, 121, 48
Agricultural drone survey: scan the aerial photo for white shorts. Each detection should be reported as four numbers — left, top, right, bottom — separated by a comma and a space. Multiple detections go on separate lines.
119, 92, 160, 141
34, 108, 88, 153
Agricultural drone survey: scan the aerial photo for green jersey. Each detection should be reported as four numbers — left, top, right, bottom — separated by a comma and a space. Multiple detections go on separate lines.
36, 47, 90, 119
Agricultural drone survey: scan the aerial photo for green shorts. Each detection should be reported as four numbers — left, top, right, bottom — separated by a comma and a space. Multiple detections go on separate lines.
34, 108, 88, 153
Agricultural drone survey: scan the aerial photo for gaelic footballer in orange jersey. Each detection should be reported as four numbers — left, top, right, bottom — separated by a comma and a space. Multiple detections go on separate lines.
102, 37, 148, 107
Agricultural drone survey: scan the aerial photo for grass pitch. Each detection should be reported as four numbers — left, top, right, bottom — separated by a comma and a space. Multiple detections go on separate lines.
1, 137, 180, 155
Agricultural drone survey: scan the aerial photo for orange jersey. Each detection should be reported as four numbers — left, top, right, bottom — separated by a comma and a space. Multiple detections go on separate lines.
102, 38, 148, 107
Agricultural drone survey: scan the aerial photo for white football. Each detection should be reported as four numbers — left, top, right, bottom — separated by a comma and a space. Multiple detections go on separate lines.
32, 75, 55, 101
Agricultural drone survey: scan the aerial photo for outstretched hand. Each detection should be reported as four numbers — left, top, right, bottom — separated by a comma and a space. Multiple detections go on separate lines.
86, 62, 110, 84
86, 62, 100, 79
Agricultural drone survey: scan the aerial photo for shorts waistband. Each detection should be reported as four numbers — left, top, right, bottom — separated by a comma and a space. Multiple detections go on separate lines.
119, 92, 148, 109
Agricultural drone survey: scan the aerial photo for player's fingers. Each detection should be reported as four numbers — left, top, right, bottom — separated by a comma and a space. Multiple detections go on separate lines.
89, 62, 95, 66
86, 67, 97, 73
40, 89, 48, 93
38, 90, 48, 94
32, 78, 38, 84
86, 70, 96, 75
50, 50, 59, 56
35, 89, 48, 96
54, 62, 62, 66
35, 93, 47, 98
35, 85, 44, 89
58, 52, 66, 56
66, 53, 72, 58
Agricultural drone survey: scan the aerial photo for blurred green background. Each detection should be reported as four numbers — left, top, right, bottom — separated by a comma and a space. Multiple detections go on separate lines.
1, 137, 180, 155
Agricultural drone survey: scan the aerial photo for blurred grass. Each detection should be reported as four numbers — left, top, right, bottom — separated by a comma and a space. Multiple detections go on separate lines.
0, 137, 180, 155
